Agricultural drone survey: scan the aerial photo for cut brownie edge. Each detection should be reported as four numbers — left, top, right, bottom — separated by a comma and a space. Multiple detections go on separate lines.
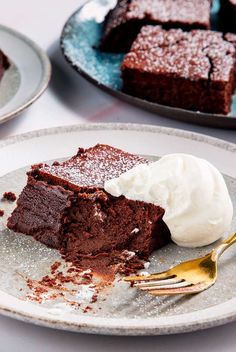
7, 176, 73, 248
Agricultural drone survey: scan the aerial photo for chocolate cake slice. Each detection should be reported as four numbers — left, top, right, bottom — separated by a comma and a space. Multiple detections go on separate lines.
0, 49, 9, 80
7, 145, 170, 275
101, 0, 212, 52
121, 26, 236, 114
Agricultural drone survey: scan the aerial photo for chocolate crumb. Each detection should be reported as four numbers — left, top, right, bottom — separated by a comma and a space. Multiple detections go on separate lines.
50, 261, 61, 274
0, 210, 4, 217
31, 163, 44, 170
91, 294, 98, 303
3, 192, 16, 202
81, 272, 93, 280
83, 306, 92, 313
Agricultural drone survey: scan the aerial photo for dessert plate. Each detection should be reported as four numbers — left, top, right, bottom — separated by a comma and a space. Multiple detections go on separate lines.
0, 25, 51, 125
1, 123, 236, 336
61, 0, 236, 129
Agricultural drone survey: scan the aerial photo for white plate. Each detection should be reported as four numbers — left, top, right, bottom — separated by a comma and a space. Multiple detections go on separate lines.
0, 123, 236, 336
0, 25, 51, 124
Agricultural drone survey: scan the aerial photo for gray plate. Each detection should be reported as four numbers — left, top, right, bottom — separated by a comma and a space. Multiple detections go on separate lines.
61, 0, 236, 129
0, 25, 51, 124
1, 123, 236, 336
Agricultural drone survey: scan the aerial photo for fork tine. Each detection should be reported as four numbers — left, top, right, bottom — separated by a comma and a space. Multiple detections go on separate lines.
124, 271, 171, 282
139, 280, 190, 291
135, 277, 183, 288
147, 282, 209, 296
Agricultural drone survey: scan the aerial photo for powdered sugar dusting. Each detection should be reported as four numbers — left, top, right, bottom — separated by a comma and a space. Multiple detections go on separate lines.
41, 144, 148, 188
131, 228, 139, 234
126, 0, 211, 25
123, 26, 236, 82
103, 0, 210, 42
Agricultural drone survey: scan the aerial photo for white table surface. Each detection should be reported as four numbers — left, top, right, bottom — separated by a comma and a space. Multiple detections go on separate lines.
1, 1, 236, 351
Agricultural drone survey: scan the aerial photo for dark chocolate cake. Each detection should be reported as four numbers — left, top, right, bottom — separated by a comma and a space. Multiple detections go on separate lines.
101, 0, 211, 52
220, 0, 236, 34
7, 145, 170, 275
0, 49, 9, 80
121, 26, 236, 115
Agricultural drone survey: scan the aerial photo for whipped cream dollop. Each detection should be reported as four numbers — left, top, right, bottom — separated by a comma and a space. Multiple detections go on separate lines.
104, 154, 233, 247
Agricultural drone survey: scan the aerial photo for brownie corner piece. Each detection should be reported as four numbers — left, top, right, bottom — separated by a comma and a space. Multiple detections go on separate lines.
121, 26, 236, 115
100, 0, 211, 52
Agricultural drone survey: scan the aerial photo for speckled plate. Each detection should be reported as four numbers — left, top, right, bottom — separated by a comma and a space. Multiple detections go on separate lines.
0, 25, 51, 124
1, 123, 236, 336
61, 0, 236, 129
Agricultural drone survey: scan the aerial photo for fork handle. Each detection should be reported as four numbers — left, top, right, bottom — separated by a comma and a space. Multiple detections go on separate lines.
212, 232, 236, 261
222, 232, 236, 247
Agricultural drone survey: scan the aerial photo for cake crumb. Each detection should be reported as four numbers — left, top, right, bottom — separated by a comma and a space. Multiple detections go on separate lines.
3, 192, 16, 202
31, 163, 45, 170
91, 294, 98, 303
52, 161, 60, 166
82, 272, 93, 280
50, 261, 61, 274
0, 210, 4, 217
83, 306, 92, 313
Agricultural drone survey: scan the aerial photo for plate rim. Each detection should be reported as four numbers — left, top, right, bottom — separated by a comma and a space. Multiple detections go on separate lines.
0, 24, 52, 125
60, 0, 236, 129
1, 122, 236, 335
1, 122, 236, 153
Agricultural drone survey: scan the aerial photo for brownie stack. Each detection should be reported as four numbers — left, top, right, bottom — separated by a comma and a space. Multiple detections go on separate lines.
101, 0, 236, 115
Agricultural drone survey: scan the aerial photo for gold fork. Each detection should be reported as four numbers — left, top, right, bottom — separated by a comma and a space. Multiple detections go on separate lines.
124, 232, 236, 296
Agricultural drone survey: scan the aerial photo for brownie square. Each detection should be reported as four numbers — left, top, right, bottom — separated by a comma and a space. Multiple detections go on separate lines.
121, 26, 236, 114
7, 144, 170, 275
0, 50, 9, 80
101, 0, 211, 52
220, 0, 236, 33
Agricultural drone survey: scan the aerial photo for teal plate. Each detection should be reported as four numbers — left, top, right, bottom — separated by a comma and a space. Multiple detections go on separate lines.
61, 0, 236, 128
